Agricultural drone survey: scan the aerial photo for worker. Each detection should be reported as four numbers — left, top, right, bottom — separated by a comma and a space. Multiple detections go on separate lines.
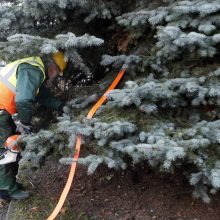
0, 52, 67, 201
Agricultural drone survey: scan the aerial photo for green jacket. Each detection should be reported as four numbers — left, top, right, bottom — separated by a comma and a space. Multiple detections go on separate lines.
15, 63, 64, 125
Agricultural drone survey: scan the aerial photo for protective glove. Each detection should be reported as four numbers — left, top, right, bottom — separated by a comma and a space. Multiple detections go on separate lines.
16, 121, 32, 135
62, 105, 70, 114
58, 103, 70, 115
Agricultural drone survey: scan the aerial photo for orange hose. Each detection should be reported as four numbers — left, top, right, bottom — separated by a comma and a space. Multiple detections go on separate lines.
47, 68, 126, 220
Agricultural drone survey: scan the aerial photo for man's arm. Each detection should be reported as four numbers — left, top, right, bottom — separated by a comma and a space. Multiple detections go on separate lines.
36, 84, 64, 111
15, 63, 44, 125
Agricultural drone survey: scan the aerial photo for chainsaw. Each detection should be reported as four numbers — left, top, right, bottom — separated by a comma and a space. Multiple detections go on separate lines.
0, 135, 20, 165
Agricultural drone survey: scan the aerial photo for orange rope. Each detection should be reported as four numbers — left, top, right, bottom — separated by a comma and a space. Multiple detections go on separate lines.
47, 68, 126, 220
87, 68, 126, 119
47, 135, 81, 220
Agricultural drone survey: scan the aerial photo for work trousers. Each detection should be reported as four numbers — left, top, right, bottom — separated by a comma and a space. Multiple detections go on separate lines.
0, 110, 19, 195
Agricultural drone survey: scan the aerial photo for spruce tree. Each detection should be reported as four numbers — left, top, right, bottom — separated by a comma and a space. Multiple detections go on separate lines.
1, 0, 220, 202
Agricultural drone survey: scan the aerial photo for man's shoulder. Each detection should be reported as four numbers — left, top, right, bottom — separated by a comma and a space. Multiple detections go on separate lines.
17, 63, 44, 78
18, 62, 41, 70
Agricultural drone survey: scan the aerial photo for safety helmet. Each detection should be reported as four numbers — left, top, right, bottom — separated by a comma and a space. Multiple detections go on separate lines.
52, 51, 67, 76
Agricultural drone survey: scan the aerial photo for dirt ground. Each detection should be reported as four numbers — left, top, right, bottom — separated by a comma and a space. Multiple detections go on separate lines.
12, 155, 220, 220
0, 201, 8, 220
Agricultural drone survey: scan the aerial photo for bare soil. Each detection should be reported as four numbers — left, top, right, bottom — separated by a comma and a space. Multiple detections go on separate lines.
0, 201, 8, 220
18, 156, 220, 220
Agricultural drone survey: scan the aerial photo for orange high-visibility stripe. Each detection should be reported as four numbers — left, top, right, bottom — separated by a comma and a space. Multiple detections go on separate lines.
47, 68, 126, 220
0, 81, 16, 115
